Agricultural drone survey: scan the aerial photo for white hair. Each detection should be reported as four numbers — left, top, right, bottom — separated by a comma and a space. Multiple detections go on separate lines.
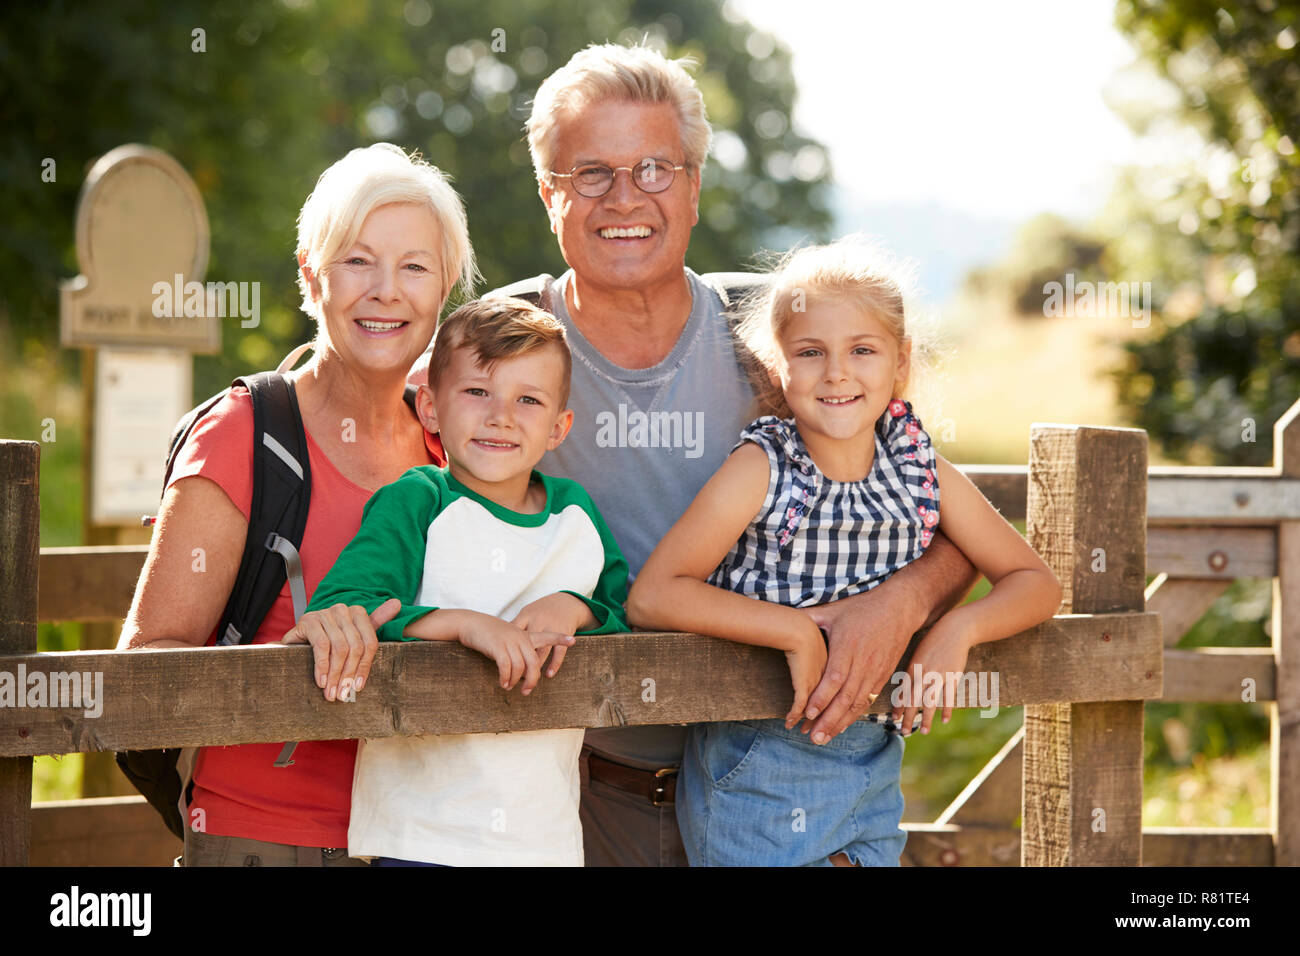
526, 43, 712, 181
295, 143, 477, 317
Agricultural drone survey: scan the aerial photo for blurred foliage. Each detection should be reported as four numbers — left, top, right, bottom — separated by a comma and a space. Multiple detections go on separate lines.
0, 0, 832, 400
961, 213, 1107, 316
960, 1, 1300, 465
1105, 0, 1300, 465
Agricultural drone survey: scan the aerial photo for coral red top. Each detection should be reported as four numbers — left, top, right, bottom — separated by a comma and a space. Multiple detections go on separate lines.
166, 384, 444, 846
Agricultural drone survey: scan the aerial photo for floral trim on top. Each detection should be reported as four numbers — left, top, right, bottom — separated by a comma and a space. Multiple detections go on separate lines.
888, 398, 940, 547
709, 400, 942, 613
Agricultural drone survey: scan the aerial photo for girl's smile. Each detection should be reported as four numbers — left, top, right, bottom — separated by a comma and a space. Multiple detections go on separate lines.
777, 299, 910, 482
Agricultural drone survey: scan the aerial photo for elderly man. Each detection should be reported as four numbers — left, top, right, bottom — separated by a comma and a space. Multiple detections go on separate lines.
411, 43, 979, 867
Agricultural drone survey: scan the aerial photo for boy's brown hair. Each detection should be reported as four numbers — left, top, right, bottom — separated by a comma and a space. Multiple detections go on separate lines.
427, 296, 573, 409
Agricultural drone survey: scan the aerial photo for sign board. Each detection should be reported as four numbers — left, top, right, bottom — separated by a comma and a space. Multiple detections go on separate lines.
89, 348, 192, 525
60, 144, 218, 352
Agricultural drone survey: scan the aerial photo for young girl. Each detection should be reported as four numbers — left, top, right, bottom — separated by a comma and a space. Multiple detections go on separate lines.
626, 238, 1062, 867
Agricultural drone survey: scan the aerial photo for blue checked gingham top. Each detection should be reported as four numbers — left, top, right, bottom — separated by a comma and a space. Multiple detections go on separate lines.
707, 399, 940, 608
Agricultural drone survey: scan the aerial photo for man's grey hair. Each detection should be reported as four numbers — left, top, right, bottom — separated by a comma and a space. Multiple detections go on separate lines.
526, 43, 712, 181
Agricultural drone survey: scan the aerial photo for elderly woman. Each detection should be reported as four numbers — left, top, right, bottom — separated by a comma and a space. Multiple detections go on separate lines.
118, 143, 476, 866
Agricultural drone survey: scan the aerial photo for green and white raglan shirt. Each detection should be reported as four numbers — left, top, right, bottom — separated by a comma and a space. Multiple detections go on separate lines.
306, 465, 630, 866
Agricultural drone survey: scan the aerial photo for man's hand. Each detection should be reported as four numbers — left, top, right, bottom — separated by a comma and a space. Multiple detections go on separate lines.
510, 592, 594, 678
799, 529, 980, 743
799, 585, 919, 744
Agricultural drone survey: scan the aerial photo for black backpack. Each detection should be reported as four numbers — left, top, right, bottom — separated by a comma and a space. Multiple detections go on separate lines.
115, 364, 422, 841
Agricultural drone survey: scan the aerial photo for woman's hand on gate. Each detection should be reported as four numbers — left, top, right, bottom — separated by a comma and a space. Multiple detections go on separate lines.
280, 598, 399, 701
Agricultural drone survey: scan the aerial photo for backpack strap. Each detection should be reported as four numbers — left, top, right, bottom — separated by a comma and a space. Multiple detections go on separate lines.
484, 273, 554, 309
214, 372, 313, 647
700, 271, 776, 414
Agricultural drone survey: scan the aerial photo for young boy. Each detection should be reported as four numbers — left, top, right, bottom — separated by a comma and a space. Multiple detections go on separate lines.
305, 297, 630, 867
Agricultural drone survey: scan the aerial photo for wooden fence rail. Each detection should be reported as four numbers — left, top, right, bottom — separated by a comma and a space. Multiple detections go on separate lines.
8, 400, 1299, 867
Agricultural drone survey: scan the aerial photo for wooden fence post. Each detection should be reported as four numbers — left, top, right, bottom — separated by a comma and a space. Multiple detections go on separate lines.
1022, 425, 1149, 866
0, 440, 40, 866
1273, 403, 1300, 866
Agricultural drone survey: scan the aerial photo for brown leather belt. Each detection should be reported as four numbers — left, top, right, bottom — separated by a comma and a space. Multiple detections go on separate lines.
586, 751, 678, 807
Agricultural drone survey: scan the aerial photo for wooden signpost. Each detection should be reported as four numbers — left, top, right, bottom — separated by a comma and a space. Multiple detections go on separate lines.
57, 145, 214, 795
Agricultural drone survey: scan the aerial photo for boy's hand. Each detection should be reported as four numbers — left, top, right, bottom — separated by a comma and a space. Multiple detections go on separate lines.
784, 617, 829, 731
458, 611, 575, 695
889, 615, 975, 735
510, 593, 592, 678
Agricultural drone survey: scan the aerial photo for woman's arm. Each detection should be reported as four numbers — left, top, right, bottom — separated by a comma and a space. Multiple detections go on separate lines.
118, 476, 247, 650
627, 442, 821, 652
121, 474, 388, 702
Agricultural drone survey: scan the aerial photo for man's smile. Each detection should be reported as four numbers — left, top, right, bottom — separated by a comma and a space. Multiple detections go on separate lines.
598, 225, 654, 239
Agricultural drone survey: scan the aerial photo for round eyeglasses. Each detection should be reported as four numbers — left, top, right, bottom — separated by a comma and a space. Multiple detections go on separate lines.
549, 158, 687, 198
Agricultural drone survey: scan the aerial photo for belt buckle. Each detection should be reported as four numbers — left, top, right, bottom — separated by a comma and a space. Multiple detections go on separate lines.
650, 767, 677, 807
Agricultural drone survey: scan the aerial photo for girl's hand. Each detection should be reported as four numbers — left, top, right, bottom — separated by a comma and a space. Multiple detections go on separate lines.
890, 615, 976, 735
457, 611, 575, 695
509, 593, 593, 678
280, 598, 400, 702
785, 618, 829, 731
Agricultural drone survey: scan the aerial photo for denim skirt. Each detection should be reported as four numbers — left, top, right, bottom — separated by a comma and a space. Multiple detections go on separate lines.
676, 717, 906, 867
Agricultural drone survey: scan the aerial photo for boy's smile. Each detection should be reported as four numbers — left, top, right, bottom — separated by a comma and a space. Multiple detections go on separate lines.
417, 343, 573, 512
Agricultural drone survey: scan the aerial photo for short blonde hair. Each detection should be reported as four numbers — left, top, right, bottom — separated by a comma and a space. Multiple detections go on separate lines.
429, 297, 573, 409
736, 238, 936, 419
527, 43, 711, 181
295, 143, 477, 317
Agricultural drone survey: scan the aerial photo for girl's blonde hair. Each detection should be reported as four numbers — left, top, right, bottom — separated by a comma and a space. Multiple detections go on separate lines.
735, 237, 941, 420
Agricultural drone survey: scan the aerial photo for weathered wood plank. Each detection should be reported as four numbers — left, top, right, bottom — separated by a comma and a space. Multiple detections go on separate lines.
1023, 424, 1151, 867
0, 440, 40, 867
0, 613, 1160, 758
955, 466, 1300, 524
1145, 574, 1232, 648
900, 824, 1274, 867
1162, 648, 1275, 703
959, 466, 1026, 520
901, 823, 1021, 867
38, 546, 148, 624
935, 727, 1023, 826
1146, 526, 1276, 579
30, 796, 179, 867
1142, 827, 1274, 867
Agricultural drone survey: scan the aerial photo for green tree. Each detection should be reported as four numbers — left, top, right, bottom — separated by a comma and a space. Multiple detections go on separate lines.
1, 0, 832, 399
1107, 0, 1300, 464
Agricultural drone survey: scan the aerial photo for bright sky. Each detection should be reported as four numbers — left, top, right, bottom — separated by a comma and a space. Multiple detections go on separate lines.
727, 0, 1143, 220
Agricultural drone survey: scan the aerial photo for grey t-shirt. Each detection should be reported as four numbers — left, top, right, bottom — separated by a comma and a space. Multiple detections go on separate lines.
524, 268, 759, 768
